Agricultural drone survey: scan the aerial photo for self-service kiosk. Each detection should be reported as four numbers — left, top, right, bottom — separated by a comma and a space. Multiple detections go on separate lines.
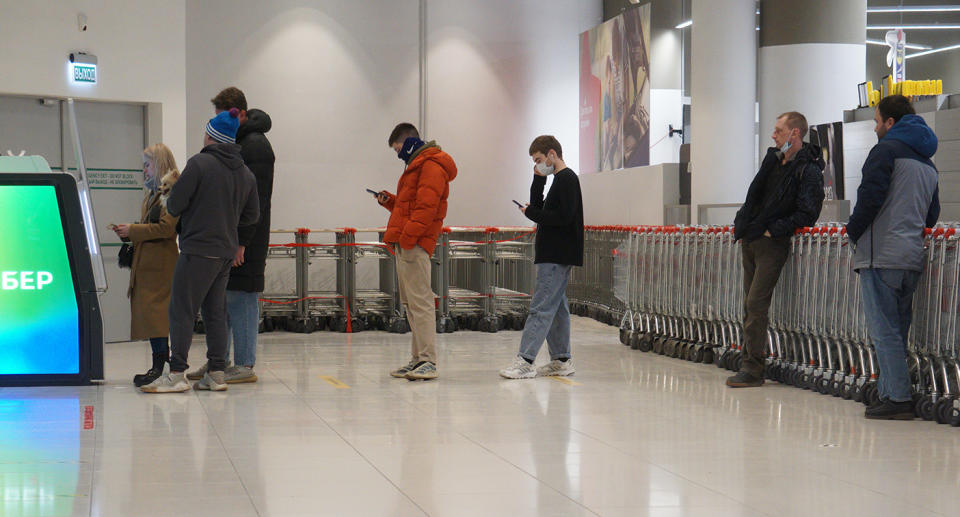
0, 99, 106, 386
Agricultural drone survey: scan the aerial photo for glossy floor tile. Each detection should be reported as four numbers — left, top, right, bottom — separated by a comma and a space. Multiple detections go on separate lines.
2, 316, 959, 516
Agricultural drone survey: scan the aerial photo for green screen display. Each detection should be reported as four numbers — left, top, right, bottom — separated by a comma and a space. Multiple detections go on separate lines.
0, 185, 79, 375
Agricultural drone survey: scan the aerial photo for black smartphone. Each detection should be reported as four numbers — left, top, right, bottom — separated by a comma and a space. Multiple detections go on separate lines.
366, 189, 379, 196
512, 200, 523, 208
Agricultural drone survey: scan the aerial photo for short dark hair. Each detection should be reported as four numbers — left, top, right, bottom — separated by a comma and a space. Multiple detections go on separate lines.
877, 95, 916, 124
778, 111, 809, 139
528, 135, 562, 158
388, 123, 419, 146
211, 87, 247, 112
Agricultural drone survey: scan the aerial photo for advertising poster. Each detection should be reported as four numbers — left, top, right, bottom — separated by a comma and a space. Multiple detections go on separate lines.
579, 4, 650, 174
808, 122, 845, 200
0, 185, 80, 375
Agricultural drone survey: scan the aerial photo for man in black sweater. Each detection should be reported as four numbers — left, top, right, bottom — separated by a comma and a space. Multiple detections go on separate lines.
188, 87, 275, 385
500, 135, 584, 379
142, 109, 259, 393
728, 111, 824, 388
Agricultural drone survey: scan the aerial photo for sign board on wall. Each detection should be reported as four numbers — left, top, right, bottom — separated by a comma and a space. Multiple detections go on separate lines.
579, 4, 651, 174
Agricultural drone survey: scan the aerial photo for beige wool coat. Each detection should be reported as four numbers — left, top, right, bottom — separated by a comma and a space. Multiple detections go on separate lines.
127, 192, 179, 340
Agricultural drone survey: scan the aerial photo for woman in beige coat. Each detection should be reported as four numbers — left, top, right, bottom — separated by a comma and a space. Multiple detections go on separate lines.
113, 143, 180, 386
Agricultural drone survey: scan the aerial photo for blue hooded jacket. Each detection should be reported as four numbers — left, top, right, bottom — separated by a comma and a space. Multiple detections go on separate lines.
847, 114, 940, 271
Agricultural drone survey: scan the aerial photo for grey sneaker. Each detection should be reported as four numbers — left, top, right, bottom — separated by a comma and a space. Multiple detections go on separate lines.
500, 356, 536, 379
391, 360, 419, 378
194, 370, 228, 391
224, 365, 258, 384
140, 372, 190, 393
405, 362, 438, 380
537, 359, 575, 377
186, 361, 208, 381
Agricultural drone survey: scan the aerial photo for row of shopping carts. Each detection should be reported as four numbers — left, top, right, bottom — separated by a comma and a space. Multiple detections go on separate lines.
565, 224, 960, 427
244, 226, 537, 334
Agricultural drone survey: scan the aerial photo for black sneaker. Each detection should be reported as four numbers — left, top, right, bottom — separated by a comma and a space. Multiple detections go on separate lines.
865, 400, 915, 420
726, 371, 764, 388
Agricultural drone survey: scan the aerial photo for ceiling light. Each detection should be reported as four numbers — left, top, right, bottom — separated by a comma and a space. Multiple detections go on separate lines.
675, 20, 692, 29
865, 39, 932, 50
868, 5, 960, 13
867, 24, 960, 30
906, 43, 960, 59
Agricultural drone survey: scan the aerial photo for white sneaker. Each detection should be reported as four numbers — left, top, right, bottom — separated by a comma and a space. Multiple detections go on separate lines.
140, 372, 190, 393
537, 359, 575, 377
499, 356, 537, 379
194, 370, 228, 391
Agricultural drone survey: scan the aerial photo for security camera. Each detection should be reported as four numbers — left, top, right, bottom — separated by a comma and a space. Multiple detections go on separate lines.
69, 52, 97, 65
78, 13, 87, 32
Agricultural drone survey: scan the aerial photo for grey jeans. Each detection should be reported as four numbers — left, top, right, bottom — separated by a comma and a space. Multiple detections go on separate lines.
518, 263, 573, 362
168, 254, 233, 373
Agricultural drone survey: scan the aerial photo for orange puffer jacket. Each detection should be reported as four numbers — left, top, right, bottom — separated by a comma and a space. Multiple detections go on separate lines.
382, 142, 457, 255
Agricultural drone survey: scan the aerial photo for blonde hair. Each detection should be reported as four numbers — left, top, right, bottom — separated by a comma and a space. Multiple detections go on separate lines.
143, 143, 179, 182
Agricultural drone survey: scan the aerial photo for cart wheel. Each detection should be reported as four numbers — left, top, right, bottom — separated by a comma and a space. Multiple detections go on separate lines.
331, 317, 347, 333
863, 383, 879, 406
513, 314, 526, 330
263, 317, 275, 332
733, 354, 743, 372
829, 380, 843, 397
352, 318, 366, 332
194, 319, 205, 334
466, 314, 480, 331
840, 382, 853, 400
497, 316, 508, 331
818, 377, 832, 395
258, 320, 266, 333
919, 398, 936, 421
316, 316, 330, 332
949, 405, 960, 427
852, 383, 864, 403
620, 328, 629, 345
701, 348, 715, 364
477, 318, 490, 333
693, 347, 705, 363
935, 397, 954, 425
639, 335, 653, 353
445, 318, 458, 333
628, 331, 640, 350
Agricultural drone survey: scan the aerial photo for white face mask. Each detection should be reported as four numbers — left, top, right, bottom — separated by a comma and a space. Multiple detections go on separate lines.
535, 160, 556, 175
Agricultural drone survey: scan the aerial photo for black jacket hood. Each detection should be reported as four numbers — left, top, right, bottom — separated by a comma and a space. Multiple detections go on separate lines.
237, 109, 272, 140
202, 142, 245, 170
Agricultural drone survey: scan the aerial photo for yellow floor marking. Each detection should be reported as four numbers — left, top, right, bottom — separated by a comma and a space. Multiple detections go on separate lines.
548, 376, 582, 386
319, 375, 350, 389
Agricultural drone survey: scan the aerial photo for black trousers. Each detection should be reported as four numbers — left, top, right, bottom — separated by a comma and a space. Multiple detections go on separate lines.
168, 254, 233, 373
740, 236, 791, 377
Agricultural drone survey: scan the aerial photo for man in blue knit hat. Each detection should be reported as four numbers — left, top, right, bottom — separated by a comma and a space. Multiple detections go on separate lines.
142, 108, 260, 393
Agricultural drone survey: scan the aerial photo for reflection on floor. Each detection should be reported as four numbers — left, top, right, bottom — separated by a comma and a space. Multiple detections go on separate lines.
1, 316, 959, 517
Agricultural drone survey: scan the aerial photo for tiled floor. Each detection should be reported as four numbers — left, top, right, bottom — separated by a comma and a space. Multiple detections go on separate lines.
2, 316, 960, 517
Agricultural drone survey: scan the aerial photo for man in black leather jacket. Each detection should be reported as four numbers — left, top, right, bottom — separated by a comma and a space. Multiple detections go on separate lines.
728, 111, 825, 387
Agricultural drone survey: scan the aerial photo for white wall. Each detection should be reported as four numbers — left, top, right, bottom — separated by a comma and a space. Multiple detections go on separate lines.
0, 0, 187, 165
758, 43, 865, 156
185, 0, 602, 230
579, 163, 680, 225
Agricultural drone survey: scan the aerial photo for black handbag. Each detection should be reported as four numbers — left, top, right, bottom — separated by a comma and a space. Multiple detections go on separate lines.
118, 243, 134, 269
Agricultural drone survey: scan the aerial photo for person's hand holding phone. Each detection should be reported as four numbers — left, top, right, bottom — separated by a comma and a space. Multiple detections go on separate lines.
513, 200, 529, 214
115, 224, 130, 239
373, 190, 391, 206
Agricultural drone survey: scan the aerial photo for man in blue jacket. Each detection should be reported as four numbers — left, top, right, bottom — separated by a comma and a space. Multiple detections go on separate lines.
846, 95, 940, 420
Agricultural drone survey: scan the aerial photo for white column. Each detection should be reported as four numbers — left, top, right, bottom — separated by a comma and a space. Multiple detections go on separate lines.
757, 0, 866, 165
690, 0, 757, 224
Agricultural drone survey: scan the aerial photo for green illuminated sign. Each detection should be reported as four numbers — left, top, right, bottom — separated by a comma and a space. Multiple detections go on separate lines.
72, 63, 96, 83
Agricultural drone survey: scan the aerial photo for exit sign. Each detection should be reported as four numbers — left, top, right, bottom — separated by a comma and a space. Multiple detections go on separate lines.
72, 63, 96, 84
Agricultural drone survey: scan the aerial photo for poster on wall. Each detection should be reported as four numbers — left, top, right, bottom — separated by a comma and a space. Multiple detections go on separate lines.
579, 4, 650, 174
808, 122, 845, 200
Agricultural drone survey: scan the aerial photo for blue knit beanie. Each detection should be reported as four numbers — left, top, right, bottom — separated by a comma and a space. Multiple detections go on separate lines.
206, 108, 240, 144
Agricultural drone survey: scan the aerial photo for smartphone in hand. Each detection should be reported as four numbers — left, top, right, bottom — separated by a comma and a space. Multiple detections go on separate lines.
512, 200, 524, 208
366, 189, 379, 196
107, 224, 118, 231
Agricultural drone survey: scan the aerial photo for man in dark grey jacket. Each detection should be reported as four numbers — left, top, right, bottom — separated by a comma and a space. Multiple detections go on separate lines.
141, 108, 259, 393
846, 95, 940, 420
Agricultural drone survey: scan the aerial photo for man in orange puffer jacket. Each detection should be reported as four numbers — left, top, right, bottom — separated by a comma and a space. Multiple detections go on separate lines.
376, 123, 457, 380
